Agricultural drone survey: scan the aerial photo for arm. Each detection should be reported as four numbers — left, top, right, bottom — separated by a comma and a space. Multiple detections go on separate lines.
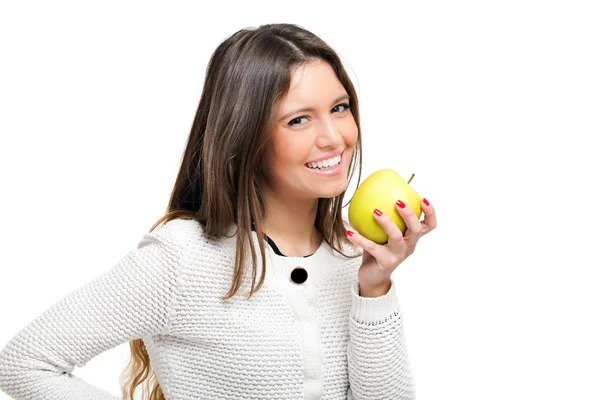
0, 223, 184, 400
346, 278, 416, 400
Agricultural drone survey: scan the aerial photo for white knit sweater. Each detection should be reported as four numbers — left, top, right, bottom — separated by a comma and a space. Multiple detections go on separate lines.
0, 218, 415, 399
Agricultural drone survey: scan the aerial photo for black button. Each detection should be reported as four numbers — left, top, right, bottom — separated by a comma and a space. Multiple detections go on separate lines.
290, 267, 308, 284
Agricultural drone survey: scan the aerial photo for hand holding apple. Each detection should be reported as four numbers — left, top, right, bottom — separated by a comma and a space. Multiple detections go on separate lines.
345, 169, 437, 297
348, 168, 423, 244
346, 195, 436, 296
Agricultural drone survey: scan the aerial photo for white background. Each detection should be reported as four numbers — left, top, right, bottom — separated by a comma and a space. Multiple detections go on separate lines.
1, 1, 599, 399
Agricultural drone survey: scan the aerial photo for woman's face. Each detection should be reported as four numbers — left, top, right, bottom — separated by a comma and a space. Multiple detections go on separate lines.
261, 60, 358, 201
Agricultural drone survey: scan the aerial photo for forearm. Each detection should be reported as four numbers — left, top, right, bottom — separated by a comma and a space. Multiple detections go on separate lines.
347, 278, 416, 400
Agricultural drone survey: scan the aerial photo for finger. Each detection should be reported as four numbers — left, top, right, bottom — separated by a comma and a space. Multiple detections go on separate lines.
396, 200, 422, 246
345, 228, 383, 260
373, 208, 404, 245
419, 198, 437, 236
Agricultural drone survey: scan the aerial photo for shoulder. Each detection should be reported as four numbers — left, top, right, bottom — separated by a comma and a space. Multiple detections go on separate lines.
155, 218, 203, 242
136, 218, 203, 255
148, 218, 236, 259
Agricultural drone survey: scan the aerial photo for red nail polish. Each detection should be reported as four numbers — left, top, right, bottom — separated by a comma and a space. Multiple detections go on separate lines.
346, 230, 354, 237
423, 198, 430, 206
374, 209, 382, 216
396, 200, 405, 208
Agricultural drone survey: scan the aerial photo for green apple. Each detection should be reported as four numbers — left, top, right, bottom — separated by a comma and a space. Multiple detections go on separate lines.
348, 169, 422, 244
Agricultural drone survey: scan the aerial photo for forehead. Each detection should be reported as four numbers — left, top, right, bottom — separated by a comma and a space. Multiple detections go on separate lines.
283, 61, 344, 102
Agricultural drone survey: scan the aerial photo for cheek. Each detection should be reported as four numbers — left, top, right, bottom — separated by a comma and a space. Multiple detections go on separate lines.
279, 139, 313, 164
344, 118, 359, 142
344, 130, 358, 145
269, 138, 310, 170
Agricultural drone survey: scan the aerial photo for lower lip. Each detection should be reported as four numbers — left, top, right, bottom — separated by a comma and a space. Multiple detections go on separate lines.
305, 152, 343, 176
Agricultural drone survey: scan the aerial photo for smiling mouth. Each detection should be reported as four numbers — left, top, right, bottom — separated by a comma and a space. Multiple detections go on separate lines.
304, 151, 343, 170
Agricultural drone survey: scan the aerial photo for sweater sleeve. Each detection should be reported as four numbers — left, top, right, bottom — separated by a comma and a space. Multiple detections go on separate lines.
346, 278, 416, 400
0, 223, 183, 400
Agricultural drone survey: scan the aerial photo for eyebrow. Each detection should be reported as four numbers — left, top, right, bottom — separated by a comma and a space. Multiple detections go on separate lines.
279, 94, 351, 121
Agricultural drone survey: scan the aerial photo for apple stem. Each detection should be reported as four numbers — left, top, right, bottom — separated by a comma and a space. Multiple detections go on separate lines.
407, 173, 415, 184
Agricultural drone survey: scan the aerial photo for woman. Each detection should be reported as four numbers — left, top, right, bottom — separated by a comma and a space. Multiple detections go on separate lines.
0, 23, 436, 400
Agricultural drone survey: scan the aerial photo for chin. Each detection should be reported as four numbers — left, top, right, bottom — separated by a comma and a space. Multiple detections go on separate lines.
319, 183, 347, 199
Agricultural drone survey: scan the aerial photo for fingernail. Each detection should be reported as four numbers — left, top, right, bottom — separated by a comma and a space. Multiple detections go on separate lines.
346, 230, 354, 237
423, 198, 430, 206
374, 209, 382, 216
396, 200, 405, 208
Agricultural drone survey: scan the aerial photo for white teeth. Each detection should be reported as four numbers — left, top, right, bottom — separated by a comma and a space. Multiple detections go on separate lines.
306, 154, 341, 169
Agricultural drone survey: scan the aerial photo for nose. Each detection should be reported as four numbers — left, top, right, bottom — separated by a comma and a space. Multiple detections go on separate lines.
316, 118, 345, 148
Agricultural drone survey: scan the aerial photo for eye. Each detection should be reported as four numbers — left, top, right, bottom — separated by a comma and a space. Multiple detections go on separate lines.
287, 102, 352, 127
333, 102, 351, 114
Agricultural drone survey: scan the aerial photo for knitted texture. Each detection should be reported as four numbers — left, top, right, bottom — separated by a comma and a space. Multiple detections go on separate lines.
0, 218, 415, 399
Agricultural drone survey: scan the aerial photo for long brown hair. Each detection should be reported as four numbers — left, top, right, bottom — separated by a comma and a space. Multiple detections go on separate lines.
119, 23, 364, 400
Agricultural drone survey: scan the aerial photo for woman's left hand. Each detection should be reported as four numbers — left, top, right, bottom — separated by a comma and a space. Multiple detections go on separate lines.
346, 198, 437, 295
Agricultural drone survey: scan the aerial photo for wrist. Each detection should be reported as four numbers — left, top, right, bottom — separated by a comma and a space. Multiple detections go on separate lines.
358, 279, 392, 298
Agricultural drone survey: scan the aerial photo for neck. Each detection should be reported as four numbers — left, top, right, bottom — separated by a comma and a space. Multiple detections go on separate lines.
260, 186, 322, 257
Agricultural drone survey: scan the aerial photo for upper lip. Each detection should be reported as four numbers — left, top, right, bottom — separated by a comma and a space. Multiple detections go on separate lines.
305, 150, 344, 165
